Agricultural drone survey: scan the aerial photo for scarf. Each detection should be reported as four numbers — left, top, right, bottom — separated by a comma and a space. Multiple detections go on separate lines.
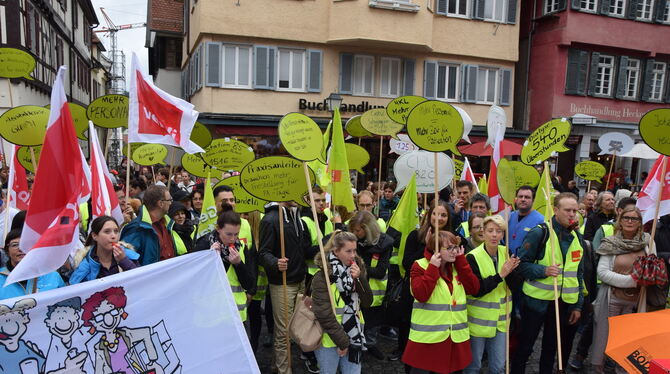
328, 251, 366, 349
208, 231, 242, 264
597, 232, 649, 256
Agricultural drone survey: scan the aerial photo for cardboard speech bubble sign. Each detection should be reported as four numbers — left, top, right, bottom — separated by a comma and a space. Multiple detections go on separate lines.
575, 161, 607, 181
639, 108, 670, 156
17, 145, 41, 173
393, 150, 454, 193
486, 105, 507, 147
278, 113, 324, 162
345, 115, 372, 137
406, 100, 464, 155
181, 153, 220, 178
214, 175, 267, 213
191, 122, 213, 149
240, 156, 315, 207
132, 144, 168, 166
386, 96, 426, 125
520, 118, 571, 165
453, 158, 464, 180
345, 142, 370, 174
86, 94, 129, 128
497, 160, 541, 204
597, 132, 634, 156
454, 106, 473, 143
0, 105, 49, 146
389, 133, 419, 155
0, 48, 35, 80
202, 138, 255, 172
361, 108, 403, 139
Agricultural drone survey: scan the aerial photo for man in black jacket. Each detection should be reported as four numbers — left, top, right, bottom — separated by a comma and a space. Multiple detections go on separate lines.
583, 191, 616, 241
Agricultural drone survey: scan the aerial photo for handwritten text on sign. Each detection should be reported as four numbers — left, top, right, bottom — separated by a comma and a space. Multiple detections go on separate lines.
361, 108, 403, 139
0, 48, 35, 79
574, 161, 607, 181
86, 94, 129, 129
215, 175, 266, 213
520, 118, 571, 165
278, 113, 323, 162
639, 108, 670, 157
203, 138, 255, 172
0, 106, 49, 146
240, 156, 314, 207
406, 101, 463, 154
132, 143, 168, 166
386, 96, 426, 125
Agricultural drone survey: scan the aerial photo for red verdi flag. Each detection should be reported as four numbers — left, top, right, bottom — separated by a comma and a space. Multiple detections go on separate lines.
9, 145, 31, 210
460, 156, 479, 193
488, 125, 506, 213
128, 52, 204, 154
637, 155, 670, 224
7, 66, 91, 285
89, 121, 123, 225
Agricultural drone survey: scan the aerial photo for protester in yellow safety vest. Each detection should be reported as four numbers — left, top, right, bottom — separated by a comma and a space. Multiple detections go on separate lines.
168, 202, 195, 252
301, 186, 336, 277
354, 190, 387, 232
348, 210, 394, 361
311, 230, 373, 374
213, 184, 253, 248
464, 215, 520, 374
402, 229, 479, 373
457, 193, 490, 238
463, 212, 487, 253
194, 205, 256, 322
512, 193, 586, 374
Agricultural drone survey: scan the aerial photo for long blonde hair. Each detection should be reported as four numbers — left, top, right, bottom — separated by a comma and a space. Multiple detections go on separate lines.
348, 210, 381, 245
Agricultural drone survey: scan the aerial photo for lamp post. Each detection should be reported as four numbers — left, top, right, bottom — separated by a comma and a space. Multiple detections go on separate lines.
325, 92, 343, 113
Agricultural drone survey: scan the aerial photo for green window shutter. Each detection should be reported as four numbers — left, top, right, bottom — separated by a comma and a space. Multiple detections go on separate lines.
205, 42, 221, 87
499, 68, 513, 106
339, 53, 354, 95
462, 64, 479, 103
615, 56, 628, 99
424, 60, 437, 99
307, 50, 323, 93
403, 59, 416, 96
640, 59, 656, 102
474, 0, 485, 19
587, 52, 600, 96
627, 0, 638, 19
565, 49, 589, 95
436, 0, 447, 14
507, 0, 517, 23
599, 0, 611, 14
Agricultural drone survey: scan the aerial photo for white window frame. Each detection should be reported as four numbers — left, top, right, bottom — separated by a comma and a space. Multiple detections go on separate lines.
544, 0, 560, 14
222, 44, 252, 89
436, 62, 460, 102
636, 0, 654, 20
580, 0, 598, 12
353, 55, 375, 96
447, 0, 470, 17
663, 0, 670, 23
476, 66, 498, 104
623, 58, 640, 99
380, 57, 402, 98
595, 55, 615, 97
650, 62, 667, 101
484, 0, 507, 21
609, 0, 627, 16
276, 48, 306, 92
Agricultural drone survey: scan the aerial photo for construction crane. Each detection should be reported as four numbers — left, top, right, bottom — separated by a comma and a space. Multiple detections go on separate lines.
94, 8, 146, 94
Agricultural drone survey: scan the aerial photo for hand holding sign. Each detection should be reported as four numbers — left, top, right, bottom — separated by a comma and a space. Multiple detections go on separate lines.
240, 156, 315, 207
0, 48, 35, 80
361, 108, 403, 139
214, 175, 266, 213
520, 118, 571, 165
132, 144, 168, 166
575, 161, 606, 181
278, 113, 324, 162
639, 108, 670, 156
386, 96, 426, 125
393, 150, 455, 193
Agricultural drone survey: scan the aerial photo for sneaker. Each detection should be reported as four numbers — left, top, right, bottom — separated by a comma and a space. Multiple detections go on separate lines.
366, 346, 386, 361
304, 357, 320, 373
570, 355, 585, 370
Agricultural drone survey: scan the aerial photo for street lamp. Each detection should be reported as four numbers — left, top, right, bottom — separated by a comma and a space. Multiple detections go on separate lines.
326, 92, 343, 113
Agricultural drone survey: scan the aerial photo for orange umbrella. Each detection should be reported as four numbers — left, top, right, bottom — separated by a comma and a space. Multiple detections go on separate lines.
606, 309, 670, 373
458, 139, 523, 156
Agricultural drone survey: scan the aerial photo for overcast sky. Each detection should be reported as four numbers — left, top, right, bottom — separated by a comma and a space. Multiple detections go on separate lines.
92, 0, 149, 91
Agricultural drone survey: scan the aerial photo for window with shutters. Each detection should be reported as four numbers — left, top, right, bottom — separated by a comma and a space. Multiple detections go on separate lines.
436, 63, 460, 101
580, 0, 597, 11
484, 0, 507, 20
650, 62, 667, 101
622, 59, 640, 99
663, 0, 670, 22
380, 57, 402, 97
609, 0, 627, 15
545, 0, 561, 13
636, 0, 653, 19
595, 55, 615, 96
277, 49, 305, 91
222, 45, 251, 88
353, 55, 375, 96
448, 0, 470, 16
476, 67, 498, 104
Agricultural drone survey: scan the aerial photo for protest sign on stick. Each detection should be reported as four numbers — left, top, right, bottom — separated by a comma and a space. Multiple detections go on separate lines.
131, 143, 168, 166
598, 132, 634, 189
520, 118, 571, 166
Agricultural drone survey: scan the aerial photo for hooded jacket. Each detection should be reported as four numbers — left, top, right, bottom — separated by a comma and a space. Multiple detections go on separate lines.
120, 206, 187, 265
69, 242, 140, 284
357, 232, 394, 281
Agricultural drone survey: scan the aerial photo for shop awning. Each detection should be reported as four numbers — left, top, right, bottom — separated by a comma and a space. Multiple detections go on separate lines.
458, 139, 523, 156
619, 143, 660, 159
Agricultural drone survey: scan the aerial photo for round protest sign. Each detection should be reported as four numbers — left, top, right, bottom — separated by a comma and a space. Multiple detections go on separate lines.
520, 118, 571, 165
639, 108, 670, 156
191, 122, 213, 149
17, 146, 41, 172
345, 143, 370, 173
345, 115, 372, 137
214, 175, 267, 213
406, 100, 464, 154
86, 94, 129, 128
497, 159, 541, 204
598, 132, 634, 155
389, 133, 419, 155
278, 113, 324, 162
386, 96, 426, 125
453, 159, 464, 180
203, 138, 255, 172
240, 156, 315, 207
182, 153, 220, 178
0, 48, 35, 79
0, 105, 49, 146
393, 150, 454, 193
575, 161, 606, 181
132, 144, 168, 166
361, 108, 403, 139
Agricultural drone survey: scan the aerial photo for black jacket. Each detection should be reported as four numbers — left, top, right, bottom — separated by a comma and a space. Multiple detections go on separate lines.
357, 232, 394, 281
258, 204, 312, 285
194, 232, 257, 294
583, 210, 616, 241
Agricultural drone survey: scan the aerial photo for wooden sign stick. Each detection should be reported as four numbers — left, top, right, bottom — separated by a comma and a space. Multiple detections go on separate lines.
278, 204, 291, 369
434, 152, 439, 254
605, 151, 617, 191
504, 204, 511, 374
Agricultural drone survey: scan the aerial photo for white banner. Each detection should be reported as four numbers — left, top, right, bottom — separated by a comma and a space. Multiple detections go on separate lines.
0, 250, 259, 374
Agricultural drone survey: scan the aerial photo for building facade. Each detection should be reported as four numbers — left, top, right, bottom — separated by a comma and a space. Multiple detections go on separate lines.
516, 0, 670, 187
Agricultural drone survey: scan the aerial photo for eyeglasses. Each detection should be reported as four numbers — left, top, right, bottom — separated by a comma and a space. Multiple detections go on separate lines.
359, 203, 374, 208
621, 216, 641, 222
94, 308, 120, 323
161, 198, 173, 203
442, 246, 459, 252
471, 225, 484, 231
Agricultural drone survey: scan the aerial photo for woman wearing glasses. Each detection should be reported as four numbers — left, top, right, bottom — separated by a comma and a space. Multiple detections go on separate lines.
402, 229, 479, 374
591, 206, 651, 374
464, 215, 520, 374
0, 229, 65, 298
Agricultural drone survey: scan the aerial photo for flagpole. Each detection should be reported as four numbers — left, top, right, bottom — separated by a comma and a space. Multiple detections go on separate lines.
167, 147, 176, 190
504, 204, 511, 374
544, 160, 564, 372
303, 162, 337, 315
29, 147, 38, 174
3, 146, 14, 242
434, 152, 439, 254
605, 151, 617, 191
151, 165, 156, 184
278, 204, 291, 369
125, 141, 131, 203
587, 180, 591, 195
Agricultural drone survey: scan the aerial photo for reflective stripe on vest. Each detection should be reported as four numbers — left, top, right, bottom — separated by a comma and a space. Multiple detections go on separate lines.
466, 244, 511, 338
369, 256, 388, 307
302, 216, 334, 276
322, 282, 365, 348
409, 258, 469, 344
522, 229, 583, 304
227, 243, 249, 321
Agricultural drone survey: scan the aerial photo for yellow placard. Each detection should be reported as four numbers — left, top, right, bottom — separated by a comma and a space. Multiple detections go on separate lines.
406, 100, 464, 154
240, 156, 315, 207
131, 143, 168, 166
521, 118, 571, 165
345, 142, 370, 173
0, 105, 49, 146
181, 153, 221, 178
202, 138, 255, 172
509, 161, 541, 189
86, 94, 129, 128
46, 103, 88, 140
0, 48, 35, 80
639, 108, 670, 157
386, 95, 426, 125
191, 121, 213, 149
122, 143, 145, 158
361, 108, 403, 139
17, 146, 41, 173
214, 175, 267, 213
453, 159, 464, 180
574, 160, 606, 181
345, 115, 372, 137
278, 112, 324, 162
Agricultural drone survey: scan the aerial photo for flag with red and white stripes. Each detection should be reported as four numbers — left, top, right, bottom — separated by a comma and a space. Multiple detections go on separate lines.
460, 156, 479, 193
637, 155, 670, 224
487, 125, 506, 213
8, 145, 31, 210
89, 121, 123, 226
